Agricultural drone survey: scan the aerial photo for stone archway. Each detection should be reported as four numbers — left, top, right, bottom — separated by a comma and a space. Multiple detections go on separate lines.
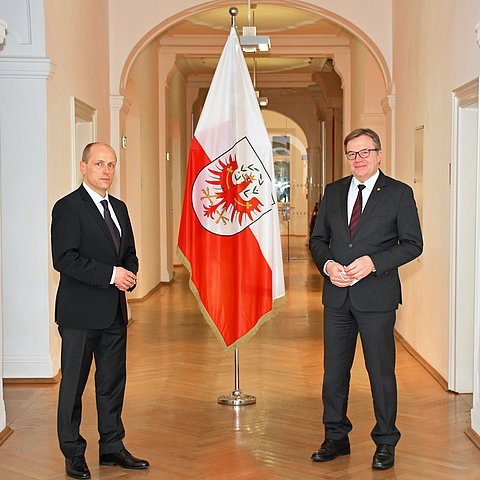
112, 0, 393, 282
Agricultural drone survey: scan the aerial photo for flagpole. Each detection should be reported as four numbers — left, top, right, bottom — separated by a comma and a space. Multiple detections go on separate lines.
216, 7, 256, 407
229, 6, 238, 28
218, 348, 256, 406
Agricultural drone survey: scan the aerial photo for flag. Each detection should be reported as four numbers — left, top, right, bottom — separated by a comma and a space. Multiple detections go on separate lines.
177, 27, 285, 349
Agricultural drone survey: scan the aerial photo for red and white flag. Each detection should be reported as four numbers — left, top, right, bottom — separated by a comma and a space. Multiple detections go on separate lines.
177, 27, 285, 349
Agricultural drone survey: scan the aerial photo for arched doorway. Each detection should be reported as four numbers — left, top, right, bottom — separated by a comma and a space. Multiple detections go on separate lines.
115, 1, 391, 291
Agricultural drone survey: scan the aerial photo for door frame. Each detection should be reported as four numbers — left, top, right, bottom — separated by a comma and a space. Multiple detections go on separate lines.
449, 78, 479, 392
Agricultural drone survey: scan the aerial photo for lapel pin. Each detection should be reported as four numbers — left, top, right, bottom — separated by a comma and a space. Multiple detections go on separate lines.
377, 187, 381, 191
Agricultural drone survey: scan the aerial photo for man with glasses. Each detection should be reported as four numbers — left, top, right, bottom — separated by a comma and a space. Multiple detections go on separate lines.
309, 128, 423, 470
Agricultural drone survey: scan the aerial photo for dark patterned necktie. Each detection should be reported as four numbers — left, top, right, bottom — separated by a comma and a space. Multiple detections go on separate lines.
100, 199, 120, 253
349, 184, 366, 236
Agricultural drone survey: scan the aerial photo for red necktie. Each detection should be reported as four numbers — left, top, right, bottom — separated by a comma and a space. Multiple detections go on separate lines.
349, 184, 366, 236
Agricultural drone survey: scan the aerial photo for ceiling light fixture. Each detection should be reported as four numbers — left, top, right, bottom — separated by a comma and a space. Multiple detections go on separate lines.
239, 1, 271, 53
252, 56, 268, 108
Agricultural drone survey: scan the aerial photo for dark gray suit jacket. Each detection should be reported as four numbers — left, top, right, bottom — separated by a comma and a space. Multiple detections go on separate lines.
51, 185, 138, 329
309, 171, 423, 312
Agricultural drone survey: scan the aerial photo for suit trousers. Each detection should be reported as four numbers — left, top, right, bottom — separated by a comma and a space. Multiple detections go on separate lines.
57, 305, 127, 458
322, 292, 401, 446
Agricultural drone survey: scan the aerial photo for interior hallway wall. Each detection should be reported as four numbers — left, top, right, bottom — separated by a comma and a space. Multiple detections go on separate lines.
350, 37, 388, 173
392, 0, 480, 382
0, 11, 5, 431
45, 0, 112, 376
125, 41, 161, 299
167, 68, 188, 266
0, 0, 52, 379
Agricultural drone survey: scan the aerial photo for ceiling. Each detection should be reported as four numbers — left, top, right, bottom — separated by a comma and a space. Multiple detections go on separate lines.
169, 5, 344, 36
160, 3, 350, 79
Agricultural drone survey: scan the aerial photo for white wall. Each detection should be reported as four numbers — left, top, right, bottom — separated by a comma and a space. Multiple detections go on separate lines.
350, 37, 388, 172
0, 15, 5, 426
392, 0, 480, 381
124, 41, 161, 298
0, 0, 112, 380
0, 0, 53, 378
45, 0, 112, 377
167, 68, 188, 266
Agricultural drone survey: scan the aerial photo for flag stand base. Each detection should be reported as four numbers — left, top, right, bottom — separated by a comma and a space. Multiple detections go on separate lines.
218, 349, 256, 406
218, 390, 256, 406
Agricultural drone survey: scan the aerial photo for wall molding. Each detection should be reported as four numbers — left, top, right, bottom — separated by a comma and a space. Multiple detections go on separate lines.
0, 57, 53, 79
0, 426, 13, 447
394, 330, 449, 391
4, 370, 61, 384
3, 353, 57, 379
465, 427, 480, 450
128, 280, 171, 303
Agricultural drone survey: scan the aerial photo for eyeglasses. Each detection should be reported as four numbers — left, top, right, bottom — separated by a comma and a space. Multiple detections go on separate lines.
345, 148, 378, 161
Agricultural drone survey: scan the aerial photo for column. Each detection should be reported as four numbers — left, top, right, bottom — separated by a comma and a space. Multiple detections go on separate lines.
110, 95, 131, 198
158, 52, 176, 282
307, 146, 321, 216
472, 74, 480, 438
331, 50, 351, 177
0, 14, 6, 437
0, 56, 55, 379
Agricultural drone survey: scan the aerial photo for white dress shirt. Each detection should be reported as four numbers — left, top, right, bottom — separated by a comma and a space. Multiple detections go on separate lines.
324, 170, 380, 276
347, 170, 380, 222
82, 182, 121, 284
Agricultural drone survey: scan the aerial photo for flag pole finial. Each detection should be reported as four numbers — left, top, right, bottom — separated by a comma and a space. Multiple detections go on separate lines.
229, 7, 238, 28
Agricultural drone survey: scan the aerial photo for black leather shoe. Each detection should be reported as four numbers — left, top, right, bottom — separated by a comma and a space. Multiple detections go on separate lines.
100, 448, 149, 469
372, 444, 395, 469
65, 456, 91, 479
311, 438, 350, 462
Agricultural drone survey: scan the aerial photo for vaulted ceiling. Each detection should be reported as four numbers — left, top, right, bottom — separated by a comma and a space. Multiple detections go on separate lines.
159, 3, 347, 101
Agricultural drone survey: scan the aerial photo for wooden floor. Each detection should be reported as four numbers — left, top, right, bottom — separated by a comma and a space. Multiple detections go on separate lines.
1, 238, 480, 479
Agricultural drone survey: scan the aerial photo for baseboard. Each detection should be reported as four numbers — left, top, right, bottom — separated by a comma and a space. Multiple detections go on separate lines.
0, 426, 13, 446
3, 352, 59, 379
3, 370, 61, 384
394, 330, 449, 392
128, 279, 172, 303
465, 427, 480, 450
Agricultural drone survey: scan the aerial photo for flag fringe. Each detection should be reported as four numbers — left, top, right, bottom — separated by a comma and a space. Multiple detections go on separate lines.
177, 245, 285, 351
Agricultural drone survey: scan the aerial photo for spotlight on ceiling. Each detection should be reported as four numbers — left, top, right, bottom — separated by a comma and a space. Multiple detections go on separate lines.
255, 89, 268, 108
258, 96, 269, 107
240, 25, 271, 53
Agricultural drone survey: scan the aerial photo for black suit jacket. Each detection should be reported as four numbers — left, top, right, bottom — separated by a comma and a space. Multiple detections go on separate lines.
51, 185, 138, 329
309, 171, 423, 312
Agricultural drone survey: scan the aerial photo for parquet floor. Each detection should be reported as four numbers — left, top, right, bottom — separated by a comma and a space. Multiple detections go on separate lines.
1, 238, 480, 479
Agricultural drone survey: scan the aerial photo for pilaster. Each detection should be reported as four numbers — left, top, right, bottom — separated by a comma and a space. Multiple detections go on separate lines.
158, 52, 176, 282
0, 56, 56, 378
110, 95, 131, 198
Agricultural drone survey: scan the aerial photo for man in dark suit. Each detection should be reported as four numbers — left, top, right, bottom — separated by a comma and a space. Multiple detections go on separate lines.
309, 128, 423, 470
51, 142, 149, 479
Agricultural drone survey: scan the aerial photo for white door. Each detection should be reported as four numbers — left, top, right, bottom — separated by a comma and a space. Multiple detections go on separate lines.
449, 79, 479, 393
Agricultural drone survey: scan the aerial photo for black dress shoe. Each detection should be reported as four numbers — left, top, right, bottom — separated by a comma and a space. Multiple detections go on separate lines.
372, 444, 395, 469
65, 456, 91, 479
311, 438, 350, 462
100, 448, 150, 469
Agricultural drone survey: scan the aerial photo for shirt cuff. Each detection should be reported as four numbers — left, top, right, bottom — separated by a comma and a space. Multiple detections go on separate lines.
110, 266, 116, 284
323, 259, 334, 276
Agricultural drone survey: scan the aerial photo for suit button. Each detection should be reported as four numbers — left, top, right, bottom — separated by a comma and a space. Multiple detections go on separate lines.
348, 243, 353, 248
